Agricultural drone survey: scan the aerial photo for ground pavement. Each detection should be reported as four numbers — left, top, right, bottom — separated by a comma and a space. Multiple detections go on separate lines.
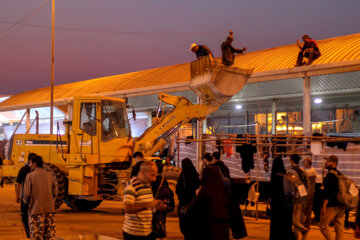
0, 184, 355, 239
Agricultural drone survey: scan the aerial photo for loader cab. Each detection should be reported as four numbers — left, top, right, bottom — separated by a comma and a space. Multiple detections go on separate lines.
69, 96, 133, 166
101, 100, 131, 142
67, 96, 133, 198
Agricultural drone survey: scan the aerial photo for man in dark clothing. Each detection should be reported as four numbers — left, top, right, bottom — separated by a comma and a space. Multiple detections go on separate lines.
213, 151, 231, 192
15, 152, 37, 239
320, 155, 346, 240
190, 43, 213, 59
213, 151, 230, 180
221, 31, 247, 66
130, 151, 144, 178
295, 34, 321, 66
202, 152, 213, 168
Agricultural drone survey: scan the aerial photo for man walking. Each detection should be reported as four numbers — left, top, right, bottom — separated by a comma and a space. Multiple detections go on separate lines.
303, 157, 317, 240
295, 34, 321, 66
15, 152, 37, 239
320, 155, 346, 240
123, 161, 167, 240
221, 30, 247, 66
23, 155, 58, 240
289, 154, 309, 239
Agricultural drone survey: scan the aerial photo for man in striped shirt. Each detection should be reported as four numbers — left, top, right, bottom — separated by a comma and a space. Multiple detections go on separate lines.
123, 161, 167, 240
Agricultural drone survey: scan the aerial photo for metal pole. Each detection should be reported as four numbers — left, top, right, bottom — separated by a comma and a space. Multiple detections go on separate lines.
266, 112, 269, 134
49, 0, 55, 162
303, 76, 311, 136
271, 100, 276, 134
26, 109, 30, 132
196, 97, 202, 171
50, 0, 55, 135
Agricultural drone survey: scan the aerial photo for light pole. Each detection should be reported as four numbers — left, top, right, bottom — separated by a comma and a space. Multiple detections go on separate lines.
50, 0, 55, 135
49, 0, 55, 162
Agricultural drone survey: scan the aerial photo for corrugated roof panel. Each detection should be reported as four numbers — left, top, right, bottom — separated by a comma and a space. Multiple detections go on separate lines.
230, 71, 360, 101
1, 33, 359, 110
311, 72, 360, 92
233, 78, 303, 100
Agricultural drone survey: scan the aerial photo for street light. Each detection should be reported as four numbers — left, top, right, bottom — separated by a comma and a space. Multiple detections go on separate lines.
314, 98, 322, 104
50, 0, 55, 135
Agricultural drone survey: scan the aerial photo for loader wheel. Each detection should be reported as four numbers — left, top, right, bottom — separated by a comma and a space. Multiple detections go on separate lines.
65, 196, 102, 211
43, 163, 67, 209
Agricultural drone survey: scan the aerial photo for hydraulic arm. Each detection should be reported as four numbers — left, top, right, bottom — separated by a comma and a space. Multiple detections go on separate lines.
133, 93, 218, 156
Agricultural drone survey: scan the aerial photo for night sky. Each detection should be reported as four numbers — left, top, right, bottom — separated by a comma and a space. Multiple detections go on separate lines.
0, 0, 359, 95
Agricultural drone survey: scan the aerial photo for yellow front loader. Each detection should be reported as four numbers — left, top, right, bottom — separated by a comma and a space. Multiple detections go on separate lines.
0, 56, 252, 210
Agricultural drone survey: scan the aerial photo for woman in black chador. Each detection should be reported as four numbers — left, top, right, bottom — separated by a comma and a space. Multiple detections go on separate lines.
176, 158, 201, 240
187, 166, 230, 240
269, 155, 295, 240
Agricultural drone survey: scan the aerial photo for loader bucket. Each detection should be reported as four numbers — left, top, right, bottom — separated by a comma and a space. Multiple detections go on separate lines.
190, 56, 253, 106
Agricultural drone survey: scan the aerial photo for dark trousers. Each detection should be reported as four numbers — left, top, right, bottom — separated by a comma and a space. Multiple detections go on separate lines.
123, 231, 155, 240
296, 50, 321, 66
20, 202, 30, 238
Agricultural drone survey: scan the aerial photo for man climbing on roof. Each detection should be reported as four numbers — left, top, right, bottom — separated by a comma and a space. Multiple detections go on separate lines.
221, 30, 247, 66
295, 34, 321, 66
190, 43, 213, 59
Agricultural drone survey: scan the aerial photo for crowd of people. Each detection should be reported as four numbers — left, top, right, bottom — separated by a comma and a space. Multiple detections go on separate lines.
124, 151, 360, 240
10, 150, 360, 240
270, 154, 359, 240
122, 151, 247, 240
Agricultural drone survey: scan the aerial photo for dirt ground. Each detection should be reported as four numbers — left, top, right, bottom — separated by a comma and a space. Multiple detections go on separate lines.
0, 184, 355, 240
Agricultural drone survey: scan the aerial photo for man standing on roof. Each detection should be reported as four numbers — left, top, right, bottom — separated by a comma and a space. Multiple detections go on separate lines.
221, 30, 247, 66
190, 43, 213, 59
295, 34, 321, 66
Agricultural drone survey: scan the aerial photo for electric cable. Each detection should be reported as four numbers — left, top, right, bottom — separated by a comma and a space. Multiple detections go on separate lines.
0, 0, 50, 35
0, 20, 223, 36
0, 64, 101, 77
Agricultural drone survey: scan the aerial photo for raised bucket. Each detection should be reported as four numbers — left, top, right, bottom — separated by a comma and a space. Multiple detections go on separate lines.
190, 56, 253, 106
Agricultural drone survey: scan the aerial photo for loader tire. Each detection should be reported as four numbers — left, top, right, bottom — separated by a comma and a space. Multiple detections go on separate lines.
65, 196, 102, 211
43, 163, 67, 209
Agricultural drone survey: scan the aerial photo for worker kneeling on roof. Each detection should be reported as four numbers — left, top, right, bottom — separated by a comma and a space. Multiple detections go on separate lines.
295, 34, 321, 66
